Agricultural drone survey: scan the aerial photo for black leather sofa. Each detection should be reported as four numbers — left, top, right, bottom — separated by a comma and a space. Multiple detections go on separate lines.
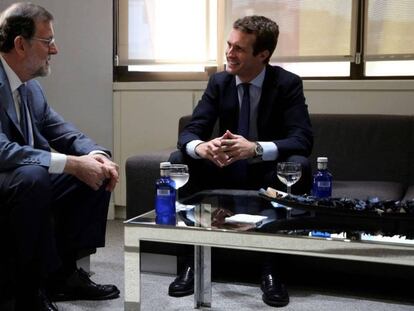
126, 114, 414, 219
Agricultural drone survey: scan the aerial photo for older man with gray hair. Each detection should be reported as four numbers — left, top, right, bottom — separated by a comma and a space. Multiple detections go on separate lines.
0, 3, 119, 310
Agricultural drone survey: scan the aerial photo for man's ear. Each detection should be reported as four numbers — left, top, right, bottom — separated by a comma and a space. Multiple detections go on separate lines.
14, 35, 27, 56
259, 50, 270, 62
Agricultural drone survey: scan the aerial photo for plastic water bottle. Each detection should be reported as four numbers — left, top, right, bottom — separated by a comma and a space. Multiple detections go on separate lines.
155, 162, 176, 225
312, 157, 333, 198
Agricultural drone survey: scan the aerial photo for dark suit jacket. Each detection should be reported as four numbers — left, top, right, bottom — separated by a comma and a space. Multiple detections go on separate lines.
0, 61, 110, 172
178, 65, 313, 159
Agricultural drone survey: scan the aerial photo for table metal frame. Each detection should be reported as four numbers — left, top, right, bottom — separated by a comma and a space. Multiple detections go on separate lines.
124, 210, 414, 310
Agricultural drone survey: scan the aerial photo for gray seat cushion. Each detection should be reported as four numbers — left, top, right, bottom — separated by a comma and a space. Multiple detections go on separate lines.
332, 181, 405, 201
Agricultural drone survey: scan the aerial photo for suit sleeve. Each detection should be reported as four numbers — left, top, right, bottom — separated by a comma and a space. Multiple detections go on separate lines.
0, 80, 110, 172
32, 80, 111, 157
273, 74, 313, 158
0, 128, 52, 171
177, 74, 220, 151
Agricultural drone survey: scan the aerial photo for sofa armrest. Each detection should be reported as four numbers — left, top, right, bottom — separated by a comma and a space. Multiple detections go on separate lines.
125, 148, 176, 219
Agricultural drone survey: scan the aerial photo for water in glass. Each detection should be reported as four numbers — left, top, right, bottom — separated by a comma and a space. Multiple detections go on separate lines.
277, 162, 302, 194
169, 164, 189, 210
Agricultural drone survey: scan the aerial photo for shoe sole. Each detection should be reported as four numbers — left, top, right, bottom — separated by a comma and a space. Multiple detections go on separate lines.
168, 289, 194, 297
262, 294, 289, 307
51, 290, 120, 302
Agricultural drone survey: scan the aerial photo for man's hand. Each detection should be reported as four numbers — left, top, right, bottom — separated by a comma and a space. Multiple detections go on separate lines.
91, 154, 119, 192
64, 154, 119, 191
195, 130, 256, 167
219, 130, 256, 166
195, 136, 228, 167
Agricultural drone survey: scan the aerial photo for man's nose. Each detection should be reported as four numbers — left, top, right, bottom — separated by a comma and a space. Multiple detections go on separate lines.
226, 46, 234, 56
49, 42, 58, 54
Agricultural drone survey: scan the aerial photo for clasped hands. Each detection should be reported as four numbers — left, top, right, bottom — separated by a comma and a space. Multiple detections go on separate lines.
195, 130, 256, 168
65, 153, 119, 192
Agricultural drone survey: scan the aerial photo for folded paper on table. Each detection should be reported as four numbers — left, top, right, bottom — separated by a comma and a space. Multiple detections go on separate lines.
225, 214, 268, 226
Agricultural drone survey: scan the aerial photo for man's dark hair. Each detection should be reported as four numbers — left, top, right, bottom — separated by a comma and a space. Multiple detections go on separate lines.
233, 15, 279, 64
0, 2, 53, 53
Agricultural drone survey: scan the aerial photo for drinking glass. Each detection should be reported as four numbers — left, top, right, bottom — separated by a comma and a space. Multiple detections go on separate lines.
277, 162, 301, 217
169, 164, 189, 209
276, 162, 302, 195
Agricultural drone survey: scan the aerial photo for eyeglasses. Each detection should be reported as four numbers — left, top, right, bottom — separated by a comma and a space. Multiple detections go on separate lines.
32, 36, 56, 47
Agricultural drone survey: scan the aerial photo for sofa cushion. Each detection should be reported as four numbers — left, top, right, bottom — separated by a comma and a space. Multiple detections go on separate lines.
332, 181, 405, 201
310, 114, 412, 186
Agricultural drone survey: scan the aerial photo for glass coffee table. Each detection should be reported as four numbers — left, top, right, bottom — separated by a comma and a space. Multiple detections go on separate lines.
124, 190, 414, 310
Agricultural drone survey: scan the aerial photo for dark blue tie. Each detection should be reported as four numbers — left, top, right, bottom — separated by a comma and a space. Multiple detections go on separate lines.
237, 83, 250, 138
18, 84, 31, 145
232, 83, 251, 185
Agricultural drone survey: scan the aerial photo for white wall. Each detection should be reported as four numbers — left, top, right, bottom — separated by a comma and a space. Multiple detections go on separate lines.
304, 80, 414, 115
0, 0, 113, 150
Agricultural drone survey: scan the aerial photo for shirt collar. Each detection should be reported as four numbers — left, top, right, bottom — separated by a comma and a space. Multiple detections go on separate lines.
235, 66, 266, 88
0, 54, 24, 93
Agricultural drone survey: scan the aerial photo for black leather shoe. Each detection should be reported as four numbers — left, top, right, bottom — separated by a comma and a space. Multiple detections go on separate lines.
260, 273, 289, 307
39, 289, 59, 311
168, 265, 194, 297
48, 268, 120, 301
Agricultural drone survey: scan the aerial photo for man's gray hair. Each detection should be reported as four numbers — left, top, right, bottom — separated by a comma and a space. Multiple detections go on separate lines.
0, 2, 53, 53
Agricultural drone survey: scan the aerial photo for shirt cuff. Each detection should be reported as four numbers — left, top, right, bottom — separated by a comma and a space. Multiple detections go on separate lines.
186, 140, 204, 159
260, 142, 278, 161
49, 152, 67, 174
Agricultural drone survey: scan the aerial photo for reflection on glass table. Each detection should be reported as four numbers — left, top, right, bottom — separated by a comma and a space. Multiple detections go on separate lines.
129, 190, 414, 247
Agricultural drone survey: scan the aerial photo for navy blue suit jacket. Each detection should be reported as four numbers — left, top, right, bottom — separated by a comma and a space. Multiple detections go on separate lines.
0, 61, 110, 172
178, 65, 313, 159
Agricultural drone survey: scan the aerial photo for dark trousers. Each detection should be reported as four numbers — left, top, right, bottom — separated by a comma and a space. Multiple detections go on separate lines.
0, 165, 110, 297
169, 150, 312, 276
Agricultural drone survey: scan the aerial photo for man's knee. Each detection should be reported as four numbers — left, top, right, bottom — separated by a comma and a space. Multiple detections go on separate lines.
168, 150, 186, 164
285, 155, 312, 194
285, 155, 310, 175
3, 166, 52, 223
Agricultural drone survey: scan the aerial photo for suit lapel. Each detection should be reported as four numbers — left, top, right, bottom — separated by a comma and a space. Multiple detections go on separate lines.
0, 63, 26, 139
257, 65, 279, 136
222, 76, 239, 134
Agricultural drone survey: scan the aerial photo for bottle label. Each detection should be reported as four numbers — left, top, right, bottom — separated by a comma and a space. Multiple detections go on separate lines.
157, 189, 171, 196
317, 181, 331, 188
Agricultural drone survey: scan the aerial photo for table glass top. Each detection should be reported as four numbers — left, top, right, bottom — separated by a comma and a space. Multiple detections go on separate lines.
125, 190, 414, 247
